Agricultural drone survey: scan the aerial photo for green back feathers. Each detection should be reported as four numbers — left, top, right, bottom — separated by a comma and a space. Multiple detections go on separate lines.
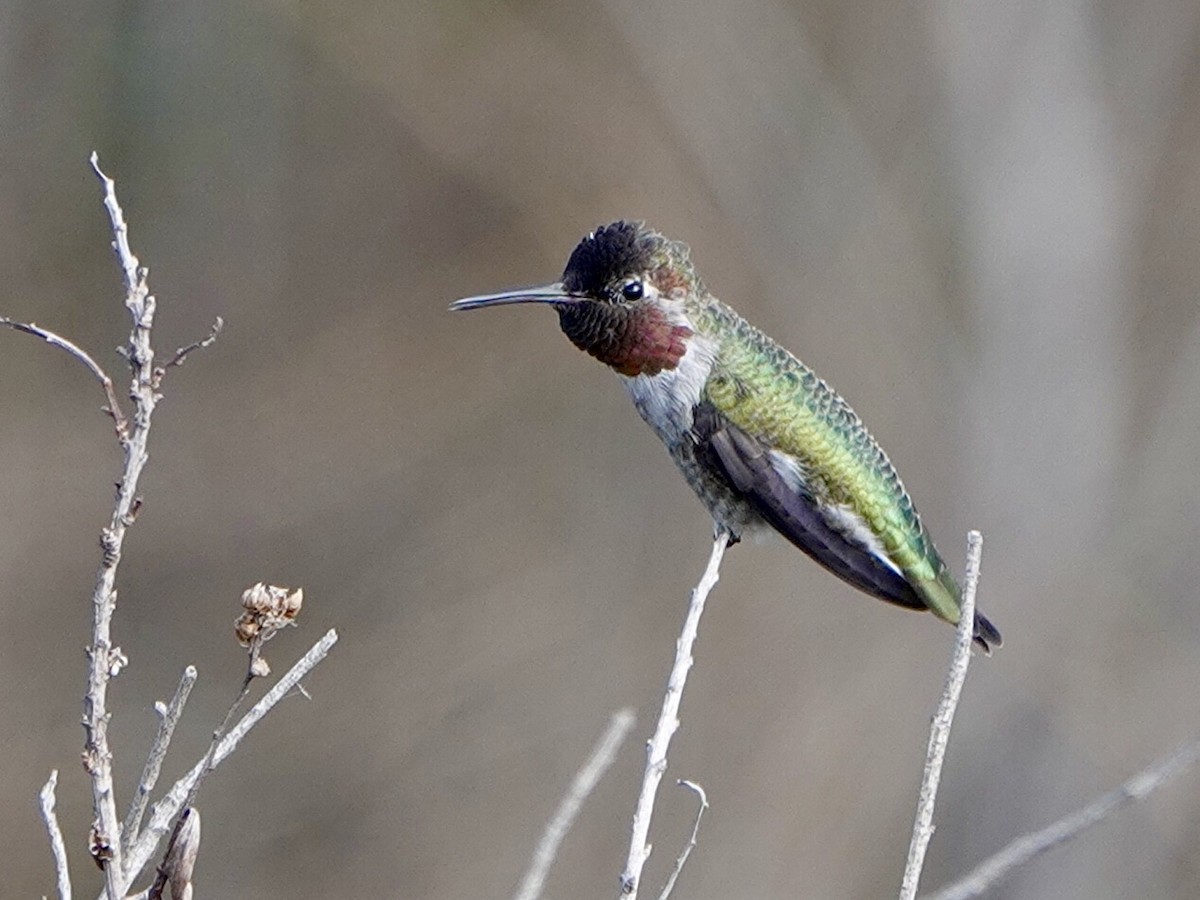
693, 298, 963, 624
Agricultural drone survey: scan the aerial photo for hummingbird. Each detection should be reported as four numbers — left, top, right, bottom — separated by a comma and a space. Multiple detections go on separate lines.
451, 221, 1000, 652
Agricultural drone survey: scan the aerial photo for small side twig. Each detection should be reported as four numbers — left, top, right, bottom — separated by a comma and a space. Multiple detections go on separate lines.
899, 531, 983, 900
153, 317, 223, 388
121, 666, 198, 849
923, 735, 1200, 900
619, 528, 730, 898
0, 318, 127, 440
657, 780, 708, 900
118, 628, 339, 894
513, 708, 637, 900
40, 770, 72, 900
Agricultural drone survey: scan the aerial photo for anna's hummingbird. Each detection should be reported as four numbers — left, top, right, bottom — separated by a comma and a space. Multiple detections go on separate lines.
451, 221, 1000, 652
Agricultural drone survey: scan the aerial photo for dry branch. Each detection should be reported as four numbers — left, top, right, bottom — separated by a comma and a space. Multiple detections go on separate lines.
619, 528, 730, 897
145, 584, 306, 900
82, 152, 163, 899
924, 735, 1200, 900
118, 628, 340, 894
514, 708, 636, 900
154, 318, 224, 387
899, 531, 983, 900
121, 667, 198, 848
40, 770, 72, 900
147, 808, 200, 900
0, 319, 126, 435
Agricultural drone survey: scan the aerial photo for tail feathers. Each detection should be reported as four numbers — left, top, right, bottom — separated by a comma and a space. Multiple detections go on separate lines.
972, 611, 1002, 655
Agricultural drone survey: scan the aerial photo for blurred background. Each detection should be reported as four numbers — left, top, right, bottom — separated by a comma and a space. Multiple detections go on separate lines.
2, 1, 1199, 897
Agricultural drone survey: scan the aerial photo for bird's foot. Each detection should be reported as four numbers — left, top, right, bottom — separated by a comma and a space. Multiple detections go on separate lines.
714, 525, 741, 547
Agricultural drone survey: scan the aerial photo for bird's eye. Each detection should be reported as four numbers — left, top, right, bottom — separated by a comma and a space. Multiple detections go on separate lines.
621, 279, 644, 302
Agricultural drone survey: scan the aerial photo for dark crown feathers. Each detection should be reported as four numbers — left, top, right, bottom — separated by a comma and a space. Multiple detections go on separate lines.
562, 221, 662, 297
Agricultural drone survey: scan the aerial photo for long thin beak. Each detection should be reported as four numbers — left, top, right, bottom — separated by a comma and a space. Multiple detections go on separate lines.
449, 282, 584, 311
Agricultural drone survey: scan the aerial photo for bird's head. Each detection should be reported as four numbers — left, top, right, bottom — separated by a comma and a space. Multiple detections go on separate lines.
450, 221, 703, 376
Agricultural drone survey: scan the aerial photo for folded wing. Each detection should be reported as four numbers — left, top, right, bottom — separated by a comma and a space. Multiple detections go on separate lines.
692, 402, 927, 612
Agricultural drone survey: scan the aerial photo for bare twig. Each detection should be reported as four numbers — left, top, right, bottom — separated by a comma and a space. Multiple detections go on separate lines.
40, 770, 72, 900
0, 318, 127, 439
657, 780, 708, 900
619, 529, 730, 897
121, 667, 198, 849
90, 152, 144, 297
117, 628, 339, 894
153, 317, 223, 387
899, 531, 983, 900
514, 709, 637, 900
923, 735, 1200, 900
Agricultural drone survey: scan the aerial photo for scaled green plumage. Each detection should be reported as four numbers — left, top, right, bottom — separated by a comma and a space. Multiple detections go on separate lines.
692, 296, 964, 626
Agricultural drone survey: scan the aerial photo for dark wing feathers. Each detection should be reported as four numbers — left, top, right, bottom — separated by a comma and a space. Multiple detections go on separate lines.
693, 403, 927, 612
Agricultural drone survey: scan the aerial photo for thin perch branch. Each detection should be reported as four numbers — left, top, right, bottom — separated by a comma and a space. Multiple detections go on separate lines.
121, 666, 198, 849
514, 708, 636, 900
923, 735, 1200, 900
899, 531, 983, 900
40, 770, 72, 900
117, 628, 339, 893
619, 529, 730, 898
